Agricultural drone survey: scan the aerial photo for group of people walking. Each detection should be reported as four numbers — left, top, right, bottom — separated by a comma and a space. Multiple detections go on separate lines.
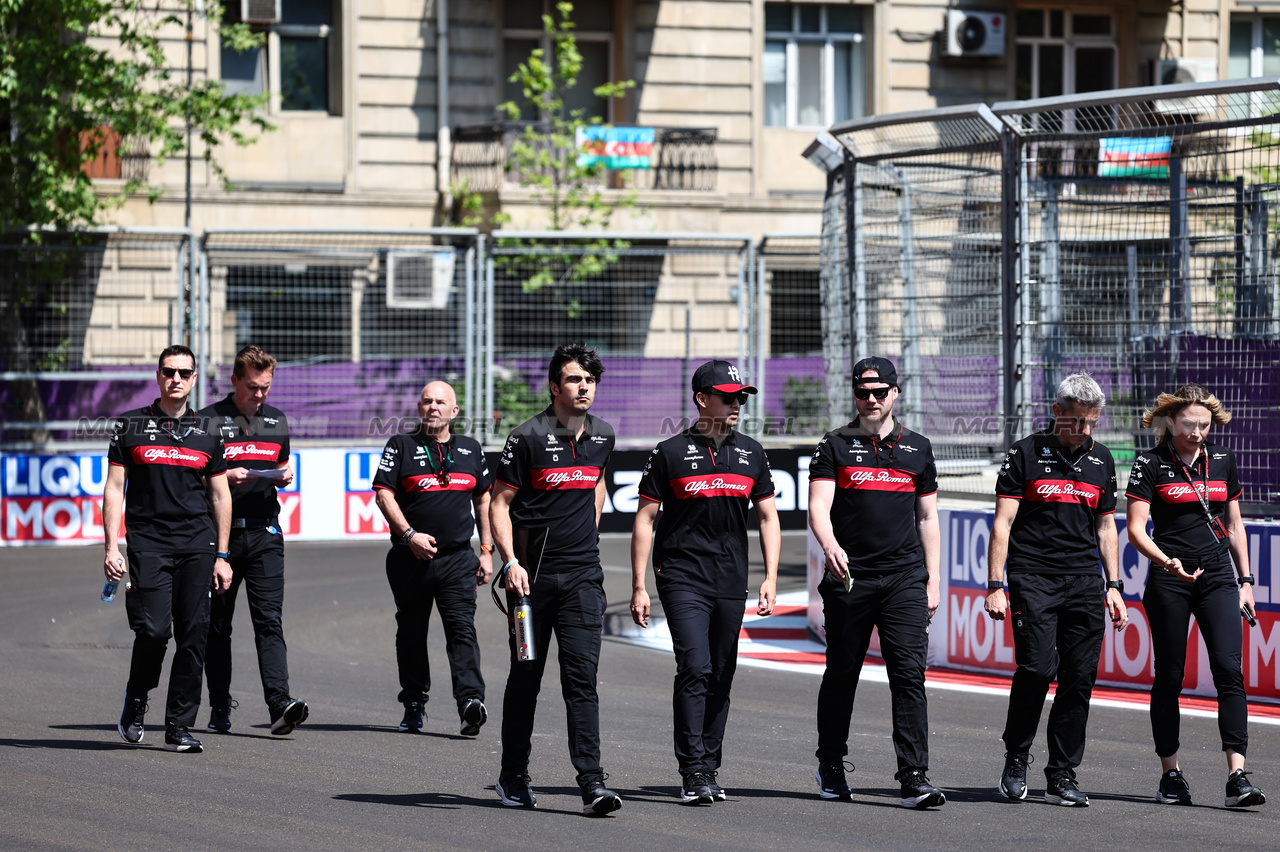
102, 341, 1265, 814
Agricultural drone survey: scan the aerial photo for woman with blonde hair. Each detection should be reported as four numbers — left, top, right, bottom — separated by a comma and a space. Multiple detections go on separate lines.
1126, 383, 1263, 808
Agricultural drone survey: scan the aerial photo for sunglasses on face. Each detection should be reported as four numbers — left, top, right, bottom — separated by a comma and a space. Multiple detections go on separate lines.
160, 367, 195, 380
854, 386, 892, 401
712, 391, 749, 406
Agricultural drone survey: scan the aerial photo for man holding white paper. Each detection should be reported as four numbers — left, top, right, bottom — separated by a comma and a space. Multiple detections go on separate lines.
199, 345, 309, 737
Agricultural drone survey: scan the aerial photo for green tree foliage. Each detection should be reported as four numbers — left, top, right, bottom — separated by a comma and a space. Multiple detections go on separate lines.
0, 0, 269, 231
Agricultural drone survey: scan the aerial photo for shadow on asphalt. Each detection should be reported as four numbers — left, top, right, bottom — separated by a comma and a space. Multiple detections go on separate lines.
2, 736, 133, 751
335, 789, 620, 818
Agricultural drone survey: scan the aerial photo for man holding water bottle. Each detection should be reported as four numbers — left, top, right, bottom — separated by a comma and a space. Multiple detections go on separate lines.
102, 344, 232, 754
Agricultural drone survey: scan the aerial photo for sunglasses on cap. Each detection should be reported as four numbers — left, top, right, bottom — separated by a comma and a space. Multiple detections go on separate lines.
854, 386, 892, 401
160, 367, 195, 380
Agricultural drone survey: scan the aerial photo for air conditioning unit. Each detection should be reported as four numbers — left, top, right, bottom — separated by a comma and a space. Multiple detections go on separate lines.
386, 250, 456, 310
241, 0, 282, 25
944, 10, 1006, 58
1153, 59, 1218, 114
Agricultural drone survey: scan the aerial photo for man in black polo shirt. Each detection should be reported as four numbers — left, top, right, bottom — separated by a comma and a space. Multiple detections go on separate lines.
630, 359, 780, 805
373, 380, 493, 737
490, 342, 622, 816
808, 356, 945, 808
103, 344, 233, 754
985, 372, 1125, 807
200, 345, 308, 737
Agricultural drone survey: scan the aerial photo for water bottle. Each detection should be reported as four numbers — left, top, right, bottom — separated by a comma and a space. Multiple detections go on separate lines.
513, 596, 536, 662
102, 559, 130, 602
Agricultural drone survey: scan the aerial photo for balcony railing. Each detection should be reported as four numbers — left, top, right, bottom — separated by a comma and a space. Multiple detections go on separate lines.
451, 122, 718, 193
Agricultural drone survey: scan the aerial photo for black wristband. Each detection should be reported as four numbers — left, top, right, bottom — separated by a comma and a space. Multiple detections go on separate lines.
401, 528, 417, 544
1239, 575, 1256, 586
1106, 580, 1124, 592
987, 580, 1005, 591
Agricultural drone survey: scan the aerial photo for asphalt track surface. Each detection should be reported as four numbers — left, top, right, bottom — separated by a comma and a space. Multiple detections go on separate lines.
2, 533, 1277, 852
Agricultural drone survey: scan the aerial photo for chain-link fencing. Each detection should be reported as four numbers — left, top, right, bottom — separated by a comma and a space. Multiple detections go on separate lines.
822, 78, 1280, 508
0, 229, 191, 445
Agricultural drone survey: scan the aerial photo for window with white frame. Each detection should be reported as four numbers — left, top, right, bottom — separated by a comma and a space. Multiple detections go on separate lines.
220, 0, 341, 114
763, 3, 865, 128
1014, 9, 1115, 102
502, 0, 614, 121
1229, 15, 1280, 80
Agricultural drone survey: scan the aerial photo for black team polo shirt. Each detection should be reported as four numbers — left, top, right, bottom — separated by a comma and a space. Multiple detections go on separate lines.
107, 400, 227, 553
496, 406, 615, 574
372, 427, 492, 552
637, 427, 776, 599
809, 420, 938, 574
202, 395, 291, 521
1126, 439, 1242, 557
995, 426, 1118, 574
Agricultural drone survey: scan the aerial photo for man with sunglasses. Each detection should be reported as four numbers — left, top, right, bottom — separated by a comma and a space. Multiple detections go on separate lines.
199, 345, 308, 738
103, 344, 233, 753
630, 360, 780, 805
984, 372, 1124, 807
373, 380, 493, 737
809, 356, 944, 808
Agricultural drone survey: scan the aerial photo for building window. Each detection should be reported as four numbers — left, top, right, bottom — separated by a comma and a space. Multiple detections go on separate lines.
763, 2, 865, 128
1014, 9, 1115, 102
502, 0, 614, 121
1229, 16, 1280, 79
220, 0, 341, 114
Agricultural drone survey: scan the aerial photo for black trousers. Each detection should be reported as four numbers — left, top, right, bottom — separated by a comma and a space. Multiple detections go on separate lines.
124, 549, 214, 728
1144, 551, 1247, 758
205, 526, 292, 711
816, 565, 931, 774
385, 545, 484, 708
659, 588, 745, 776
501, 565, 606, 786
1002, 572, 1105, 779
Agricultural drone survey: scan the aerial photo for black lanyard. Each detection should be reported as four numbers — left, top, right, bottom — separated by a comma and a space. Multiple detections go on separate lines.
1172, 448, 1214, 522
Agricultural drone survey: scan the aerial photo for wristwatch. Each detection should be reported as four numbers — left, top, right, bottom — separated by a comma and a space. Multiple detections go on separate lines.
987, 580, 1005, 591
1239, 575, 1256, 586
1106, 580, 1124, 592
215, 551, 230, 560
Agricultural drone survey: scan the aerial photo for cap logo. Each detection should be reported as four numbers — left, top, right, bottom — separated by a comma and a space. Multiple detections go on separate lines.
727, 365, 740, 382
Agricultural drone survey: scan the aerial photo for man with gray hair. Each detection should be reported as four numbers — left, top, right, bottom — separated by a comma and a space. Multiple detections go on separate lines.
984, 372, 1127, 806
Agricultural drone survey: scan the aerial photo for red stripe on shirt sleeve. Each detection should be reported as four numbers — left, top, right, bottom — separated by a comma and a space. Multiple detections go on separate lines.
639, 493, 661, 503
1125, 494, 1151, 504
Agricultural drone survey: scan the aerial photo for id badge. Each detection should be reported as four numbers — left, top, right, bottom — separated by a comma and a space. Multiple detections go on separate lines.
1207, 517, 1228, 542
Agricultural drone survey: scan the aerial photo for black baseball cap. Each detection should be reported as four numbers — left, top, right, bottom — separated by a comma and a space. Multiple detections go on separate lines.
692, 360, 758, 394
852, 356, 898, 388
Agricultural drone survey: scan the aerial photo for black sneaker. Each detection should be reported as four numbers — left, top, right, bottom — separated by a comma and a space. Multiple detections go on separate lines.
681, 771, 716, 805
459, 698, 487, 737
496, 772, 537, 808
707, 770, 727, 802
1156, 768, 1193, 805
118, 691, 147, 744
270, 698, 309, 736
897, 769, 946, 809
399, 701, 424, 733
581, 776, 623, 816
816, 760, 853, 801
206, 698, 237, 734
1044, 773, 1089, 807
163, 724, 204, 753
1225, 769, 1266, 808
999, 752, 1032, 801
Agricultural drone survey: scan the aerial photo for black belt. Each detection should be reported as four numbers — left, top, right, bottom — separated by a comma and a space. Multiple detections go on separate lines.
231, 517, 278, 530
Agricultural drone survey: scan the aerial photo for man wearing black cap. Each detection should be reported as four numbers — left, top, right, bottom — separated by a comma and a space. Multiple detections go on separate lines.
808, 356, 945, 808
630, 359, 780, 805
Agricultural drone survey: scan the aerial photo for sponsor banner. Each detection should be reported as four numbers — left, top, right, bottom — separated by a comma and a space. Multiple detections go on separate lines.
2, 451, 301, 543
1, 446, 818, 545
807, 507, 1280, 702
938, 507, 1279, 701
